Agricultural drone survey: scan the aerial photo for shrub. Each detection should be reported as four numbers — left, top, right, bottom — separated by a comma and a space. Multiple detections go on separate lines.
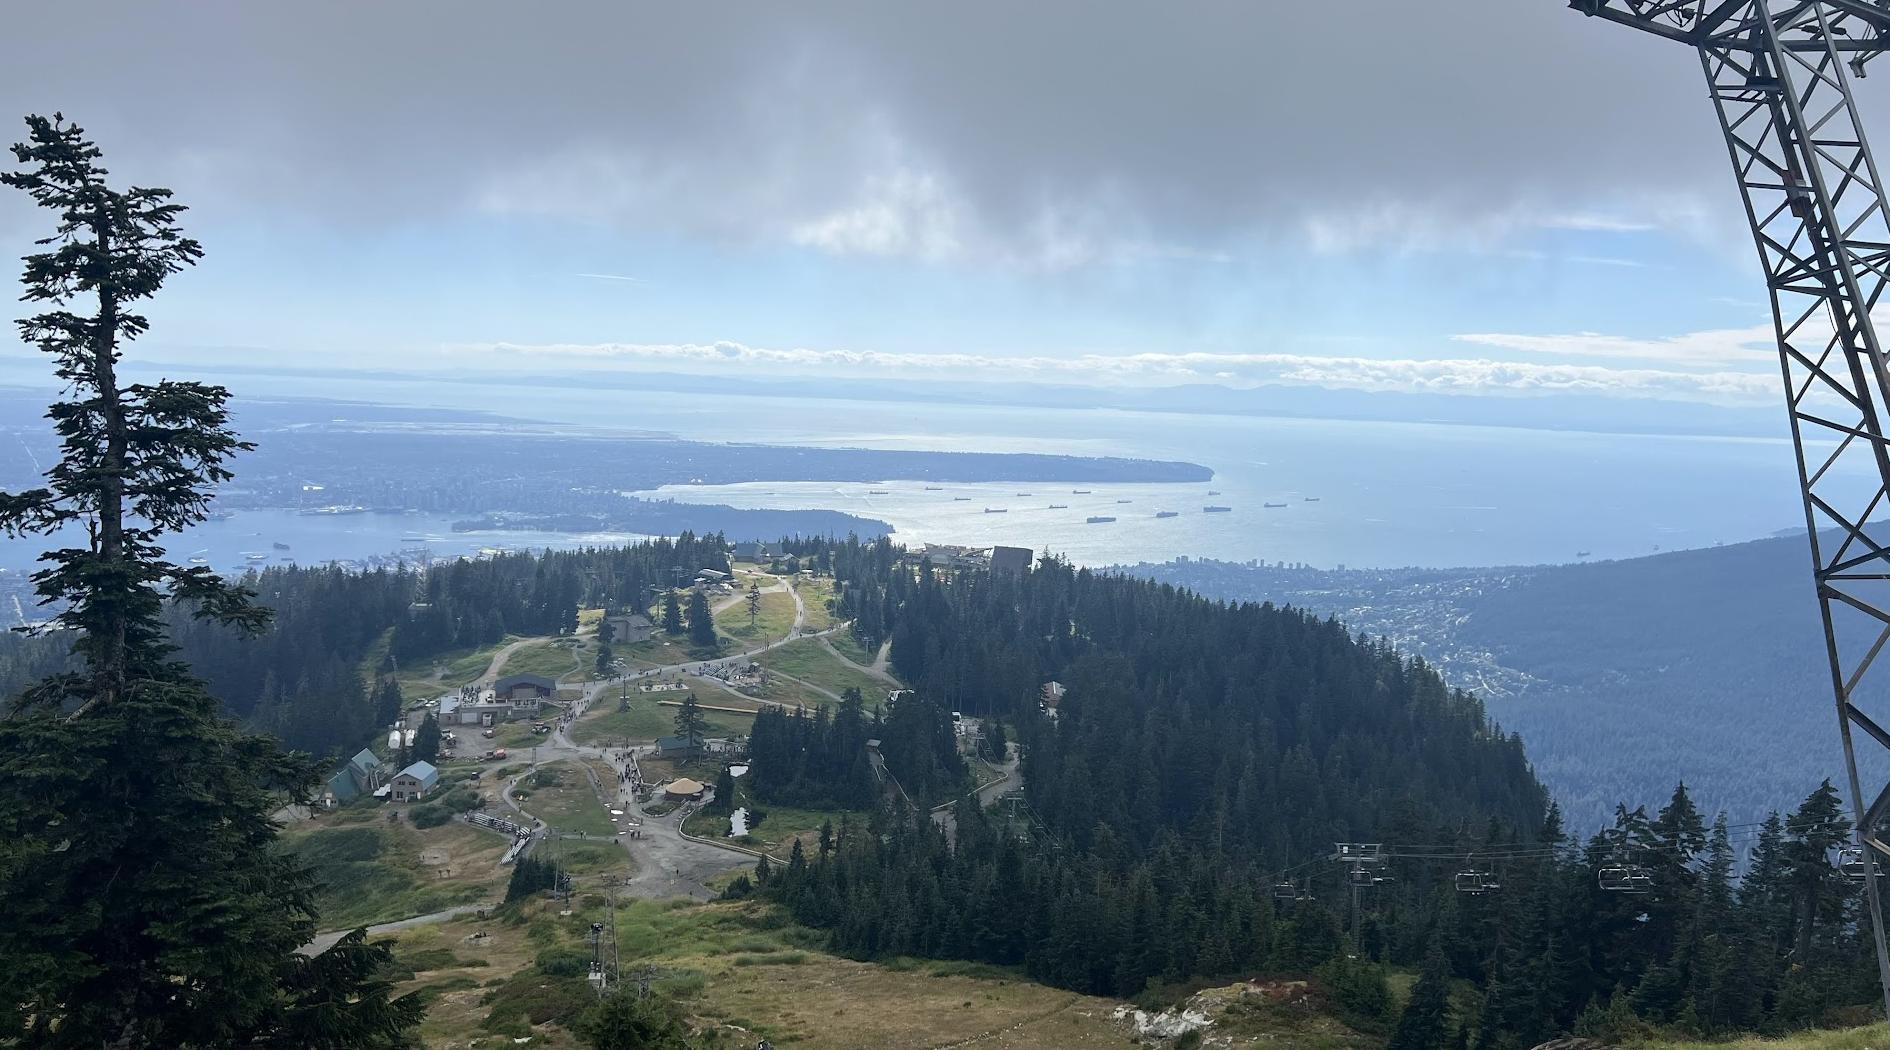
534, 946, 595, 978
1316, 956, 1393, 1032
397, 947, 465, 973
437, 786, 482, 813
409, 804, 452, 828
480, 973, 592, 1034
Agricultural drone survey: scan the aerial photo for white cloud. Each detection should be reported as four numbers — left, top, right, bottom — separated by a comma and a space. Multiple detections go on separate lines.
450, 339, 1780, 405
576, 273, 645, 283
789, 170, 964, 261
1540, 213, 1660, 233
1453, 325, 1777, 365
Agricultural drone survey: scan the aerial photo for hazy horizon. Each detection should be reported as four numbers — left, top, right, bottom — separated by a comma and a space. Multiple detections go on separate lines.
5, 0, 1868, 434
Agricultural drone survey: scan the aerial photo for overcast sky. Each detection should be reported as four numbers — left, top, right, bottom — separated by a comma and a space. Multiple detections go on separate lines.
1, 0, 1865, 410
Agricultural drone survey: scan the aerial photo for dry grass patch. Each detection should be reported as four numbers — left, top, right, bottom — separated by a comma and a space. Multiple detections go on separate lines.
388, 898, 1138, 1050
284, 814, 508, 930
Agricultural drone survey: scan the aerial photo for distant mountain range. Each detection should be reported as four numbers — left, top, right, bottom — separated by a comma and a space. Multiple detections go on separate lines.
1123, 532, 1878, 832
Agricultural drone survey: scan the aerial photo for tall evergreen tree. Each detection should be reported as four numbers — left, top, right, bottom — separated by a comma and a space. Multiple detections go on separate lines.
1782, 780, 1851, 961
708, 765, 737, 816
687, 587, 717, 648
0, 113, 421, 1048
413, 712, 441, 764
662, 589, 684, 636
1388, 948, 1455, 1050
674, 693, 708, 762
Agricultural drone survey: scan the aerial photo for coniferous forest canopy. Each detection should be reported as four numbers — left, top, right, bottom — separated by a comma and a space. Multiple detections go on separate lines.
747, 542, 1887, 1038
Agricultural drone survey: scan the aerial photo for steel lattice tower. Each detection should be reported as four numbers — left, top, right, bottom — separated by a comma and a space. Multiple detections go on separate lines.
1569, 0, 1890, 1016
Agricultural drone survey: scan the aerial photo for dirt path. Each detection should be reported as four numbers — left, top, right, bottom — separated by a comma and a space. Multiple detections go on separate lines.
760, 666, 844, 705
931, 749, 1021, 845
301, 901, 493, 956
820, 635, 900, 685
473, 638, 537, 687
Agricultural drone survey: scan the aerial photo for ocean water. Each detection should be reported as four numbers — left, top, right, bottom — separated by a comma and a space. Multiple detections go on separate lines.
1, 369, 1833, 570
0, 509, 654, 576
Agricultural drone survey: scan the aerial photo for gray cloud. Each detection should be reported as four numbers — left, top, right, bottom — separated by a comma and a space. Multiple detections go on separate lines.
0, 0, 1808, 266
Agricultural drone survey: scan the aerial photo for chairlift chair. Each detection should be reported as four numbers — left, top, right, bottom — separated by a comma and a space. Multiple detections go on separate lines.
1839, 846, 1882, 880
1272, 881, 1298, 901
1455, 870, 1492, 895
1598, 865, 1651, 892
1335, 843, 1385, 867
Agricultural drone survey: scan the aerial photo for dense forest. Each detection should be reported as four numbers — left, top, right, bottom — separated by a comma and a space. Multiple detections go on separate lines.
0, 533, 739, 757
735, 542, 1885, 1037
1128, 535, 1871, 831
757, 778, 1881, 1042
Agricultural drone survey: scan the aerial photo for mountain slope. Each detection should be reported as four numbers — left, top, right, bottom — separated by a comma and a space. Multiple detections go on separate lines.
1125, 533, 1861, 829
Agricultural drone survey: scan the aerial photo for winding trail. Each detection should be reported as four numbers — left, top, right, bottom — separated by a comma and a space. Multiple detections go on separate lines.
300, 902, 491, 956
472, 638, 537, 688
818, 635, 900, 686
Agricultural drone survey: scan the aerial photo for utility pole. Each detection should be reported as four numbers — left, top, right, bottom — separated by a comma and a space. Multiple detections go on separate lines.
1568, 0, 1890, 1019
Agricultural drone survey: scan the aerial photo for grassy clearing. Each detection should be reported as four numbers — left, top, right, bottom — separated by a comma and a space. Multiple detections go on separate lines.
496, 639, 583, 681
391, 637, 518, 700
795, 575, 837, 631
681, 776, 861, 856
279, 817, 506, 930
541, 837, 634, 879
756, 639, 892, 699
1637, 1025, 1889, 1050
472, 720, 541, 751
715, 588, 797, 646
571, 687, 752, 746
511, 761, 615, 837
619, 632, 718, 669
391, 898, 1131, 1050
827, 630, 878, 668
738, 672, 834, 710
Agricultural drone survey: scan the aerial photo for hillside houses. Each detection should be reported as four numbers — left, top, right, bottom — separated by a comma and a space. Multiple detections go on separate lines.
323, 748, 387, 806
390, 760, 440, 802
603, 612, 655, 644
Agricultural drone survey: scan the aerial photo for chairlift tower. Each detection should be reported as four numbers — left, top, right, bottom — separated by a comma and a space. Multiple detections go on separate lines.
1333, 843, 1387, 956
1568, 0, 1890, 1018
